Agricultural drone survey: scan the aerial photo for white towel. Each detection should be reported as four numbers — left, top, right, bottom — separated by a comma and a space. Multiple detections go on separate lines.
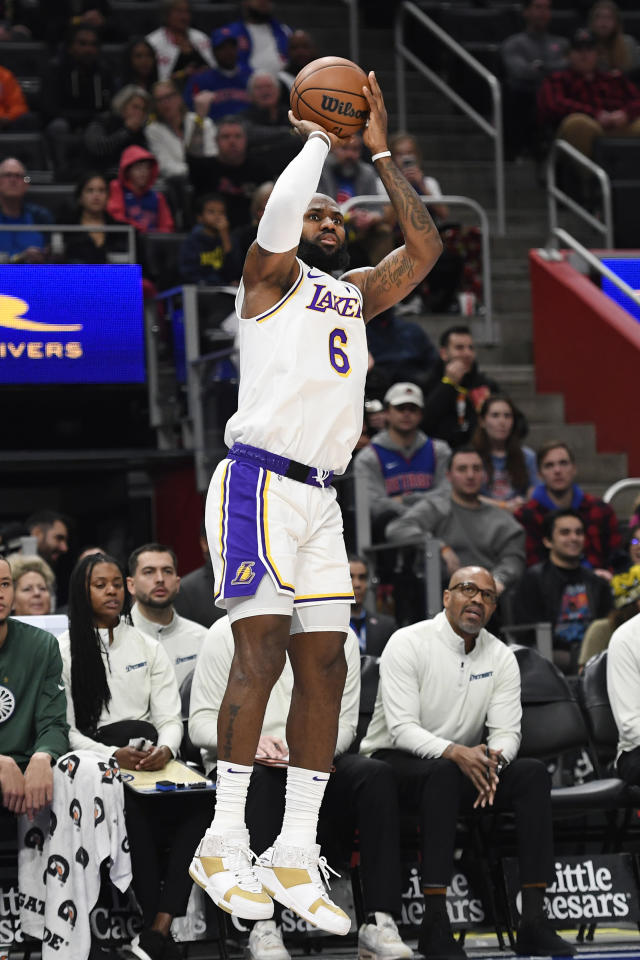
18, 750, 132, 960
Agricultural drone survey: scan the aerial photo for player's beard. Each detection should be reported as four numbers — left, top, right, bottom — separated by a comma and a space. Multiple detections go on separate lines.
298, 235, 350, 274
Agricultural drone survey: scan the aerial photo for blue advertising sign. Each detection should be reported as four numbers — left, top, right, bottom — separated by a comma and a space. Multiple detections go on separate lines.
601, 257, 640, 324
0, 265, 145, 384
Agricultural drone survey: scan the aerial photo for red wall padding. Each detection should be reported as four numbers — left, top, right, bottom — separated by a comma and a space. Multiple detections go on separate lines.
530, 250, 640, 475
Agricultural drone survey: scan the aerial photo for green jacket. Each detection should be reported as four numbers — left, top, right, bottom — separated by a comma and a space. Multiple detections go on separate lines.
0, 618, 69, 769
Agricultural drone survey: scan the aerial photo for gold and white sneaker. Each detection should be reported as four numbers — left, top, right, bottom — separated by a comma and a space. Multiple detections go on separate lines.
255, 841, 351, 935
189, 827, 273, 920
358, 912, 414, 960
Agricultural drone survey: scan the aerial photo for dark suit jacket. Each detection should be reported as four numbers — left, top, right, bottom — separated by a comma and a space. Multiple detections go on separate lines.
173, 563, 225, 629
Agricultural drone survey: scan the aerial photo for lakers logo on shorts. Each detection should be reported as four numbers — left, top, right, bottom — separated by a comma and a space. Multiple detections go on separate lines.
231, 561, 256, 585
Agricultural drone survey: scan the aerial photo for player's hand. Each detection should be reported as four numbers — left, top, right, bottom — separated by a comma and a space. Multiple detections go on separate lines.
361, 71, 388, 156
0, 756, 26, 815
287, 111, 347, 149
136, 745, 172, 771
23, 753, 53, 821
256, 736, 288, 760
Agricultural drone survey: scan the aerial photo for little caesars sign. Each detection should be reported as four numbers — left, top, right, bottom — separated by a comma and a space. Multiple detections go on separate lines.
504, 854, 640, 924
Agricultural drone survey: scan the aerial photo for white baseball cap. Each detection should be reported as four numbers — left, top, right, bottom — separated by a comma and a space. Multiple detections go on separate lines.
384, 382, 424, 408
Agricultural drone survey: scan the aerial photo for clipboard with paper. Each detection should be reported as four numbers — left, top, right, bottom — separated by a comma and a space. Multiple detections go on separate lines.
119, 758, 215, 794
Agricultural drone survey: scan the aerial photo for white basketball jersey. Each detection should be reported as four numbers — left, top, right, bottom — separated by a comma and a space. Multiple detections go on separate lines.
225, 259, 368, 474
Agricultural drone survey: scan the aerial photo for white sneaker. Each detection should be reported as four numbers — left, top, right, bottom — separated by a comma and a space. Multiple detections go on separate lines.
358, 912, 414, 960
189, 827, 273, 920
246, 920, 291, 960
255, 841, 351, 935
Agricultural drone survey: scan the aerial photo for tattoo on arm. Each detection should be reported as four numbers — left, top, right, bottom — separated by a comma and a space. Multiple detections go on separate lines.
383, 160, 437, 238
371, 251, 417, 294
222, 703, 240, 760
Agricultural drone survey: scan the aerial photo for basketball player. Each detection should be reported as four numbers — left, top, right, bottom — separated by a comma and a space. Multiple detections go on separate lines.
190, 72, 442, 932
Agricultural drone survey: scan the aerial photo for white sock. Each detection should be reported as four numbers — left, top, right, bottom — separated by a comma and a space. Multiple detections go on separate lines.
276, 766, 329, 849
210, 761, 253, 834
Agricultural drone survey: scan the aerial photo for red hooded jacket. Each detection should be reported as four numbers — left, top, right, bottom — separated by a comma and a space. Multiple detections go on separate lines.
107, 145, 174, 234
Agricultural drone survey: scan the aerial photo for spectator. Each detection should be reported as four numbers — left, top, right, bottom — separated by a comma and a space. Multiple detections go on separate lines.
58, 553, 211, 960
0, 63, 38, 132
364, 397, 387, 434
359, 565, 576, 959
24, 510, 69, 572
189, 616, 412, 960
121, 37, 159, 92
59, 172, 129, 265
388, 133, 465, 314
227, 179, 273, 281
179, 192, 233, 286
473, 395, 537, 513
423, 325, 499, 449
606, 607, 640, 787
365, 306, 438, 396
47, 0, 118, 46
146, 0, 214, 85
515, 441, 622, 572
511, 509, 612, 674
43, 24, 113, 134
127, 542, 207, 689
349, 554, 396, 655
278, 29, 317, 91
7, 555, 54, 617
579, 562, 640, 668
0, 158, 53, 264
537, 27, 640, 159
246, 71, 289, 127
0, 556, 68, 819
354, 382, 451, 540
146, 79, 217, 186
84, 84, 151, 175
501, 0, 568, 160
183, 28, 252, 123
588, 0, 640, 75
221, 0, 291, 76
188, 115, 264, 227
386, 447, 526, 595
107, 144, 175, 234
173, 519, 224, 628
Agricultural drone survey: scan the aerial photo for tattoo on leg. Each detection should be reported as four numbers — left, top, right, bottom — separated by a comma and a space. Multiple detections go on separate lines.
222, 703, 240, 759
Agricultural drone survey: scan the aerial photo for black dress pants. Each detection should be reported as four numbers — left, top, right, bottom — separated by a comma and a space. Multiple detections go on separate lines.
124, 789, 214, 924
245, 753, 403, 915
373, 751, 555, 887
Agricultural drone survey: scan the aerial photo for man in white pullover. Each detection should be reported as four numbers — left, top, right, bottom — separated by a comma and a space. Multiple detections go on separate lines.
360, 566, 574, 960
190, 617, 413, 960
127, 542, 207, 693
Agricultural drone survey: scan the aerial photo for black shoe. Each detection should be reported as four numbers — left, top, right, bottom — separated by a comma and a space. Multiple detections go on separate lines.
130, 928, 182, 959
418, 912, 467, 959
516, 919, 576, 956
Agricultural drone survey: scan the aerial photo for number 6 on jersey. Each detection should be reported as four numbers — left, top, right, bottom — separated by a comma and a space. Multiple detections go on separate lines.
329, 327, 351, 377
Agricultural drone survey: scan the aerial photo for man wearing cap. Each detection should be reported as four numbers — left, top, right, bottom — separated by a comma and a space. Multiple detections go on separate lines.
538, 26, 640, 157
606, 596, 640, 786
511, 508, 612, 674
354, 382, 451, 542
183, 28, 252, 122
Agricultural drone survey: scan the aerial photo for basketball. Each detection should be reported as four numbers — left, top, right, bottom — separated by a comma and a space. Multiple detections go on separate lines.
290, 56, 369, 139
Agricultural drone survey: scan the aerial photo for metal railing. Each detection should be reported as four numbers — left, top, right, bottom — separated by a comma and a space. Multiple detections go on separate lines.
603, 478, 640, 506
0, 222, 136, 262
547, 139, 614, 248
546, 228, 640, 309
338, 0, 359, 65
394, 1, 505, 236
341, 193, 496, 342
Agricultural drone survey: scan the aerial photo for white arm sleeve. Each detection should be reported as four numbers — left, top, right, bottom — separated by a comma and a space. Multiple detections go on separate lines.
256, 133, 330, 253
